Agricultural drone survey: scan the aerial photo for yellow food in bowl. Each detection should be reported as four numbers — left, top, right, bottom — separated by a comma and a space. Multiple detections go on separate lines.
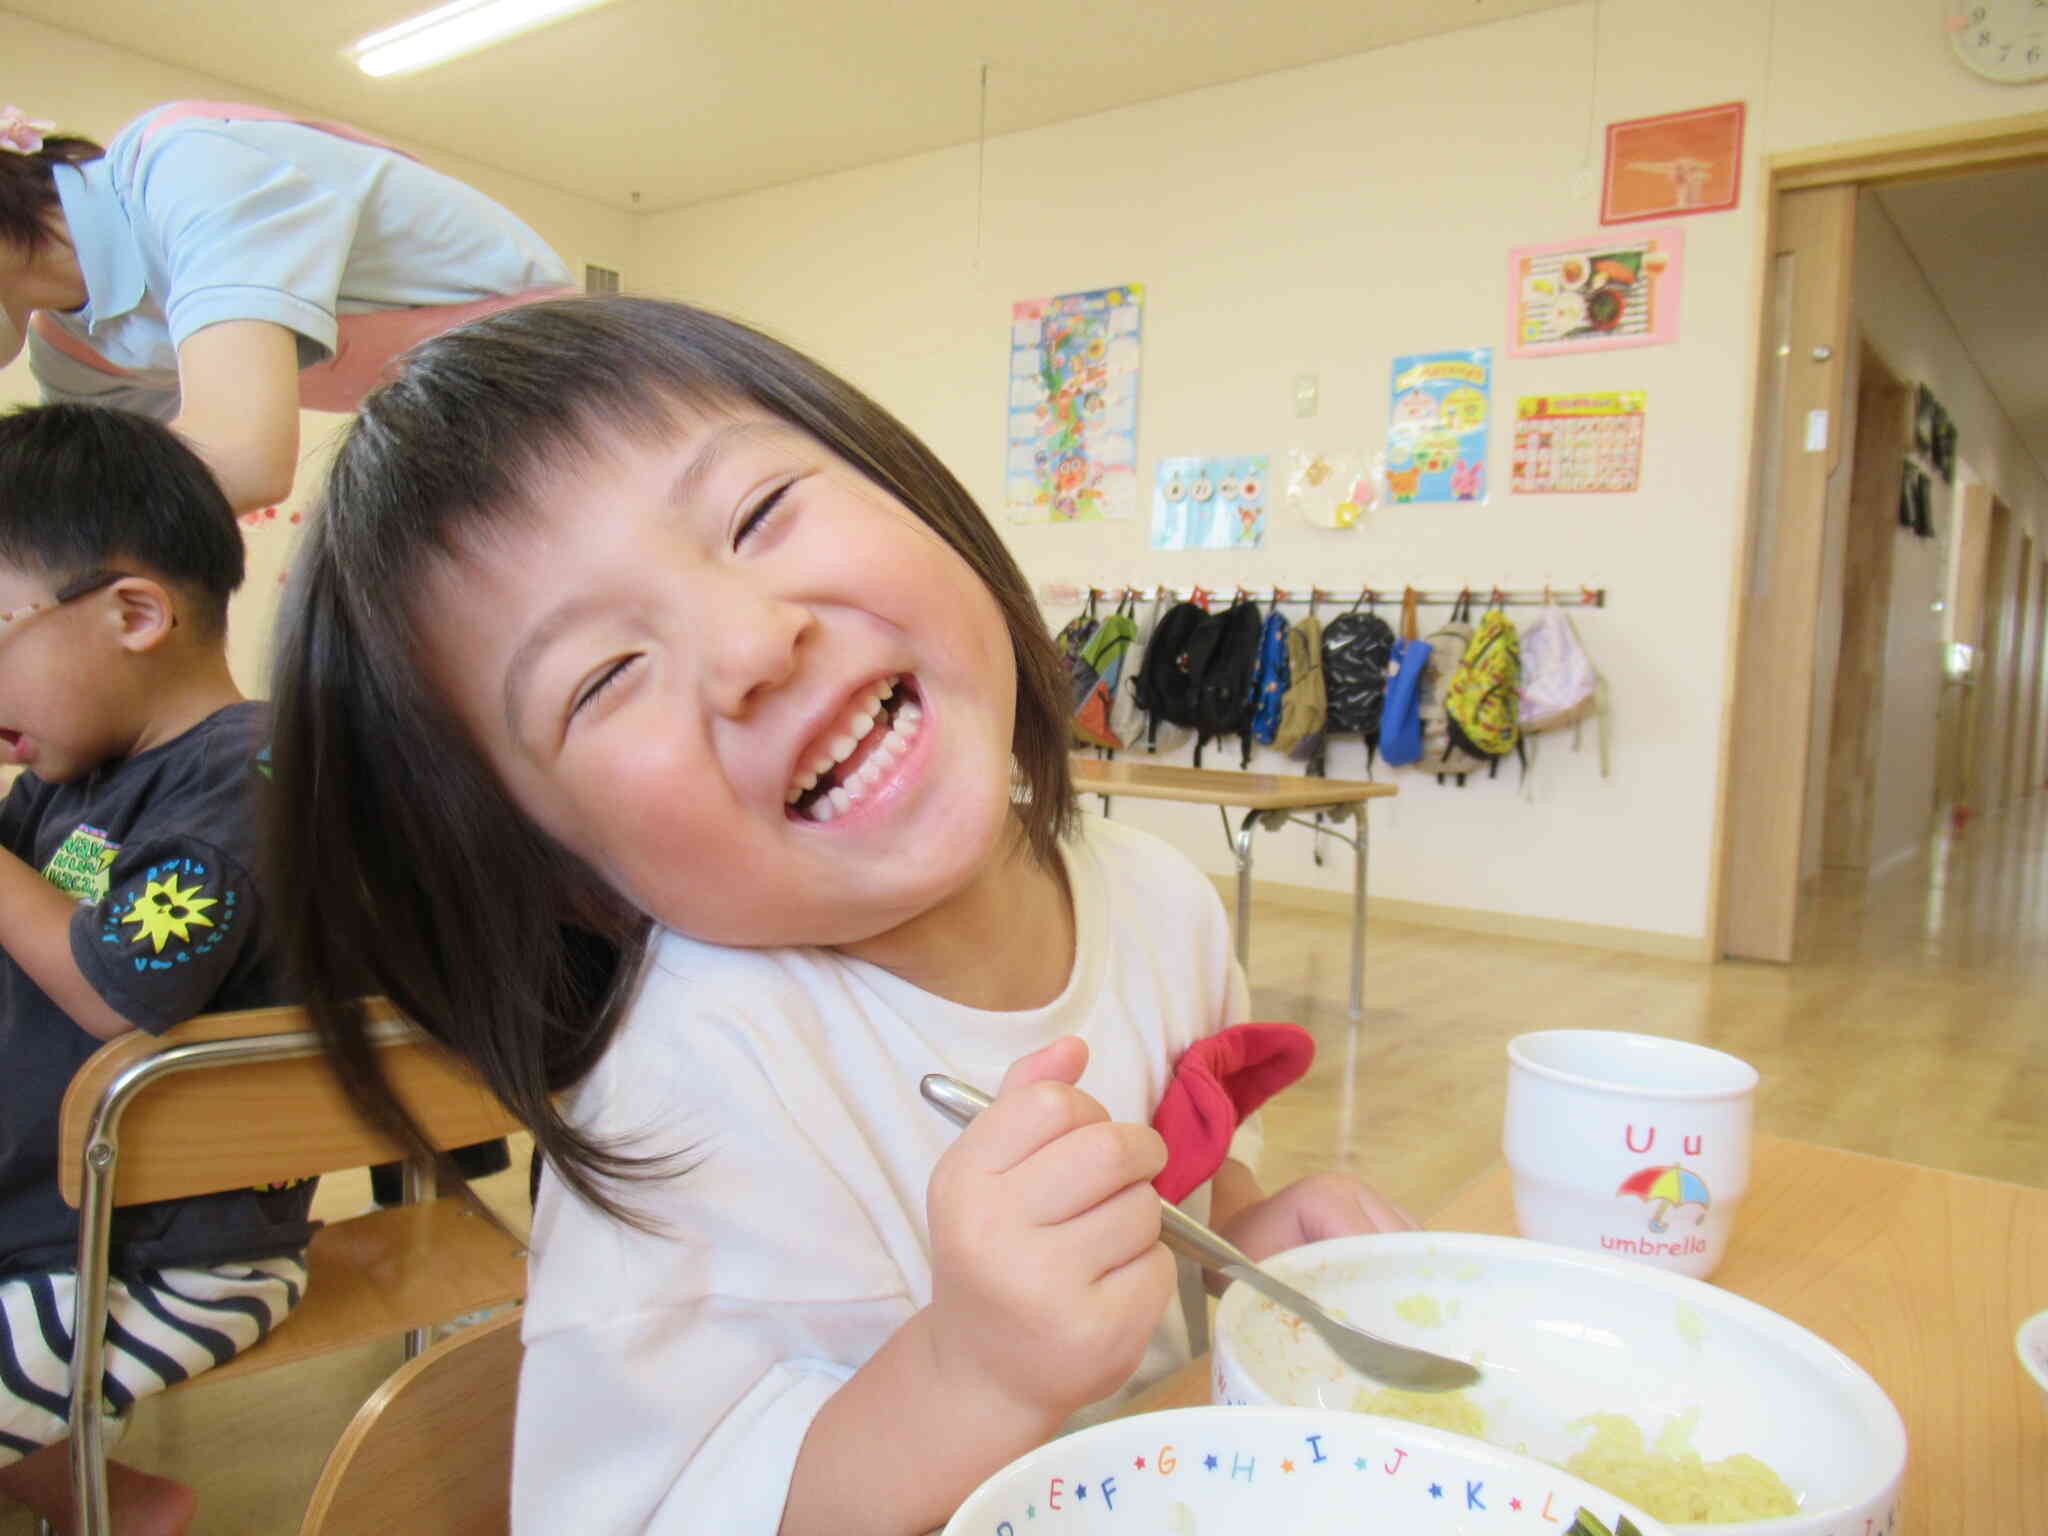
1565, 1413, 1798, 1524
1351, 1386, 1487, 1437
1346, 1391, 1797, 1524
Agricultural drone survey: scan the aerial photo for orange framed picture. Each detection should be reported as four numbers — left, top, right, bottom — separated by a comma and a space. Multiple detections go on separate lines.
1600, 101, 1744, 225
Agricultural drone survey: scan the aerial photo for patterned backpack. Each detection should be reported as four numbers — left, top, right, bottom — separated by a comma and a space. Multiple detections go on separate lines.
1248, 606, 1291, 747
1444, 601, 1523, 777
1321, 596, 1397, 771
1414, 593, 1491, 784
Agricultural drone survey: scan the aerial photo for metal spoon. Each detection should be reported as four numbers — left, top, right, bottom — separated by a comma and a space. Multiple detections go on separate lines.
919, 1073, 1481, 1393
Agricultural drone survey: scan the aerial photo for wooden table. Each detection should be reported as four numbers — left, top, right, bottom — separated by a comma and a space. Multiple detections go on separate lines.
1125, 1134, 2048, 1531
1071, 756, 1398, 1018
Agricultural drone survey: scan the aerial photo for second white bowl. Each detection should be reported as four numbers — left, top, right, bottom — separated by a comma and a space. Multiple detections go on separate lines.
1212, 1232, 1905, 1533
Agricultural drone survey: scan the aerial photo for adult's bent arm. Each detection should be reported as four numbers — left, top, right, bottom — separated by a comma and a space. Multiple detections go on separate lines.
171, 319, 302, 512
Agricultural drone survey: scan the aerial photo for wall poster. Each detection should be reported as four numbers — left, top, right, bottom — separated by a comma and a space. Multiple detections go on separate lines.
1601, 101, 1745, 224
1508, 226, 1684, 358
1151, 455, 1269, 550
1386, 349, 1491, 505
1005, 284, 1143, 523
1512, 391, 1646, 494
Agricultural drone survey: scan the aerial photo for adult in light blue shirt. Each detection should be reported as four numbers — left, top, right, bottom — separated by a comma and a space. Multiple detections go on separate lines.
0, 100, 572, 511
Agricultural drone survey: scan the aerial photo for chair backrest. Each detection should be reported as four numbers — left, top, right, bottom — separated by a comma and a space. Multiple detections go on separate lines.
299, 1306, 523, 1536
58, 1000, 520, 1208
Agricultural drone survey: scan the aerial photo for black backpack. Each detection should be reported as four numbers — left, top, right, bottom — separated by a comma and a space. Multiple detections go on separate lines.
1322, 603, 1397, 769
1131, 600, 1209, 750
1184, 600, 1265, 767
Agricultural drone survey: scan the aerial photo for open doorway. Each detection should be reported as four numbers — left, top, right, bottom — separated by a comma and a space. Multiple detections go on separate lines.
1717, 114, 2048, 962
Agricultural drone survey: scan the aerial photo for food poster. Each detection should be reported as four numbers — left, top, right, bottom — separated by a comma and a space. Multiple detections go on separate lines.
1151, 455, 1269, 550
1508, 226, 1683, 358
1005, 284, 1143, 523
1386, 349, 1491, 505
1511, 391, 1646, 493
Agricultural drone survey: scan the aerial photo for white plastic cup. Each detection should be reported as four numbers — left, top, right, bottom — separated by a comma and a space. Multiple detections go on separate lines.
1504, 1030, 1758, 1280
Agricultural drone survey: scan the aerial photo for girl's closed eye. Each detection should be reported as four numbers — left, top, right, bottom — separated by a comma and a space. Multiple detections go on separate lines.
732, 479, 796, 549
569, 654, 642, 724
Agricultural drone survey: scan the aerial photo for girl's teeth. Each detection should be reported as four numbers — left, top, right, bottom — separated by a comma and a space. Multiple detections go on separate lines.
791, 677, 921, 814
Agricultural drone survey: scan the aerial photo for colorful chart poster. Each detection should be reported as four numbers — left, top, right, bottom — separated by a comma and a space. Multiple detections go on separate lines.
1005, 284, 1143, 523
1151, 455, 1269, 550
1512, 391, 1647, 493
1386, 349, 1491, 505
1508, 227, 1683, 358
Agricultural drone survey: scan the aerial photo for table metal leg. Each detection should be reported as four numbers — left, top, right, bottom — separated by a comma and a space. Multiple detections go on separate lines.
1225, 807, 1257, 976
1350, 806, 1368, 1022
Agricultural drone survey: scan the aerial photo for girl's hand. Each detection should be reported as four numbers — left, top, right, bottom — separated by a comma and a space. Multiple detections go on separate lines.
923, 1036, 1176, 1427
1216, 1170, 1418, 1265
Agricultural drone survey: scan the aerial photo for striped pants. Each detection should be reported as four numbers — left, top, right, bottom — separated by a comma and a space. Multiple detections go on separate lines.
0, 1256, 307, 1465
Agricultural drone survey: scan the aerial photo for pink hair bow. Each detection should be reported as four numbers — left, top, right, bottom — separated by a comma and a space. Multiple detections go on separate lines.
0, 106, 56, 155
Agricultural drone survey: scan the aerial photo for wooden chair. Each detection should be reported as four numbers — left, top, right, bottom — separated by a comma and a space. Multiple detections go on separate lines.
298, 1304, 523, 1536
54, 1000, 529, 1536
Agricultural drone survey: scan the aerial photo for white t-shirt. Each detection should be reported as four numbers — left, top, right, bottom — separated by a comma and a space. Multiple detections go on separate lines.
514, 813, 1252, 1533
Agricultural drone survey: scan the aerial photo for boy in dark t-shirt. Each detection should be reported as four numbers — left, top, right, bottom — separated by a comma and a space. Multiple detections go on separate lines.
0, 404, 310, 1536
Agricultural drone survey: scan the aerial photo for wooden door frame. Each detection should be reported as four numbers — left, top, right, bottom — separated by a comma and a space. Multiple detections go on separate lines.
1713, 108, 2048, 962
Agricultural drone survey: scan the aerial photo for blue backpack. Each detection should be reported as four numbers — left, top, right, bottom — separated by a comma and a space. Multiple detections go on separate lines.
1249, 607, 1291, 747
1377, 589, 1432, 768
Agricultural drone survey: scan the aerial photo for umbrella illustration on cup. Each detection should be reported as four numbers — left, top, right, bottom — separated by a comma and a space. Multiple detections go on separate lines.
1616, 1163, 1712, 1233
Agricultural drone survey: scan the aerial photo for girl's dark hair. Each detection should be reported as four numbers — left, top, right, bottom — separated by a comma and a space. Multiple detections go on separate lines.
270, 296, 1074, 1223
0, 402, 244, 632
0, 133, 104, 253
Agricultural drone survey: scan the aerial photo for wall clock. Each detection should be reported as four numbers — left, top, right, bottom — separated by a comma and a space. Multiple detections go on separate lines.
1945, 2, 2048, 82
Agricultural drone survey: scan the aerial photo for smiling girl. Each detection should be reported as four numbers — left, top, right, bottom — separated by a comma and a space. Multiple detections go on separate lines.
267, 297, 1409, 1535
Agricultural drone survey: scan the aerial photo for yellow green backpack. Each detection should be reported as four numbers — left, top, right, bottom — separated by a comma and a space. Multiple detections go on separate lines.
1443, 603, 1522, 774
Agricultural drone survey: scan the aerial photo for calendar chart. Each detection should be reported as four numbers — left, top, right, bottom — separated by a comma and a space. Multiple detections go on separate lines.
1512, 391, 1646, 494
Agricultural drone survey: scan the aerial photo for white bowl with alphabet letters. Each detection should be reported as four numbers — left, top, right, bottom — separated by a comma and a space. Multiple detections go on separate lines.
941, 1404, 1671, 1535
1210, 1232, 1905, 1535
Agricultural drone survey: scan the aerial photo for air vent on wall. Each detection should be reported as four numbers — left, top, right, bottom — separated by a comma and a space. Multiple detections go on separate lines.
585, 264, 622, 295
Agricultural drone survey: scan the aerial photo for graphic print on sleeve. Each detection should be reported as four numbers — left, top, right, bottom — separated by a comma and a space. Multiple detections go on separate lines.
41, 823, 120, 902
97, 854, 239, 971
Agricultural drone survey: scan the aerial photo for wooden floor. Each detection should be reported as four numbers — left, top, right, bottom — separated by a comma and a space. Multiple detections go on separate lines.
8, 799, 2047, 1533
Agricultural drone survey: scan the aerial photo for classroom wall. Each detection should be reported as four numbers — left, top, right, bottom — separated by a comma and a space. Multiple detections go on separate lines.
8, 2, 2048, 950
630, 0, 2048, 950
0, 10, 638, 691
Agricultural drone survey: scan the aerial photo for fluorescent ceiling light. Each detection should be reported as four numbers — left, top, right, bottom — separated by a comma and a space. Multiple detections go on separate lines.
350, 0, 620, 78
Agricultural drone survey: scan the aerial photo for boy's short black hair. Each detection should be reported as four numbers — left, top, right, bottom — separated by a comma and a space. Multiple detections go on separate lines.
0, 403, 245, 633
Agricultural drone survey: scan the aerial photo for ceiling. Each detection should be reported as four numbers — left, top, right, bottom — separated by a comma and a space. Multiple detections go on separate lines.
10, 0, 1576, 212
1877, 166, 2048, 487
14, 2, 2045, 481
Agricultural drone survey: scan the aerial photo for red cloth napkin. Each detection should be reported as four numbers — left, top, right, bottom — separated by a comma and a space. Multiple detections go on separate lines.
1150, 1022, 1315, 1203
